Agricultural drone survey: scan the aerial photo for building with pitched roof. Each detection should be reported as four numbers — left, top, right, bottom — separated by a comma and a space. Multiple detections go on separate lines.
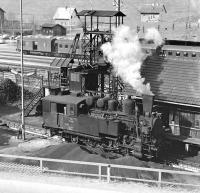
41, 23, 66, 36
139, 4, 163, 23
53, 6, 81, 29
0, 8, 5, 31
123, 40, 200, 143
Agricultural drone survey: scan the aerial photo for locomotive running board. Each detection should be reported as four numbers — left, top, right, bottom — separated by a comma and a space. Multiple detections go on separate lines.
62, 129, 101, 141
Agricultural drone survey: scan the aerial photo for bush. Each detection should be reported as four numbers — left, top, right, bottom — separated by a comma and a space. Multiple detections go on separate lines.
0, 79, 21, 103
0, 78, 37, 105
0, 92, 7, 104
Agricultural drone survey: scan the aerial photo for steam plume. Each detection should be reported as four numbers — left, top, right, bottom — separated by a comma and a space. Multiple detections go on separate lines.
191, 0, 200, 13
101, 25, 162, 95
144, 28, 163, 46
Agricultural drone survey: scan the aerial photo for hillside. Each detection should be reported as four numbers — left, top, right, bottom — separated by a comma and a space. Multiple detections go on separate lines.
1, 0, 199, 29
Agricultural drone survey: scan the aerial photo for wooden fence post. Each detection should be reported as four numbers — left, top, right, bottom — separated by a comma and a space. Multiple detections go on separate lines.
40, 159, 43, 172
99, 165, 102, 180
107, 165, 111, 183
158, 171, 162, 188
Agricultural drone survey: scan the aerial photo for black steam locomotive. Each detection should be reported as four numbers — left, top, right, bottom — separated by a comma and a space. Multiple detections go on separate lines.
42, 92, 165, 159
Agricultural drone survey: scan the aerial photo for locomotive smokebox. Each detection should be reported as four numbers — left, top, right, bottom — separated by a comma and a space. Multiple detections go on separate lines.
142, 94, 154, 116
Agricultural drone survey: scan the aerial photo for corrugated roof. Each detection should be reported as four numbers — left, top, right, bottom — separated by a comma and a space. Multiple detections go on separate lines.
42, 95, 87, 105
53, 7, 77, 20
123, 55, 200, 107
50, 58, 72, 67
77, 10, 126, 17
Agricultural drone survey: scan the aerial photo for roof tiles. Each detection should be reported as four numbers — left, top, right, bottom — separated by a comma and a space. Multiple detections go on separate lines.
124, 55, 200, 107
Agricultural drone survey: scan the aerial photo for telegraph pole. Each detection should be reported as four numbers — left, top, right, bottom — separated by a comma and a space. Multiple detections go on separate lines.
113, 0, 122, 11
20, 0, 25, 140
118, 0, 121, 11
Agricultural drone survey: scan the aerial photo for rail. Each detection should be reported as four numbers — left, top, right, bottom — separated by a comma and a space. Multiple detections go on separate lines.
0, 154, 200, 188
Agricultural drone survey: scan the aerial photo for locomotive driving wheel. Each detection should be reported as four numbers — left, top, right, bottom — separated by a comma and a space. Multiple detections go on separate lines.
86, 139, 97, 148
71, 136, 79, 144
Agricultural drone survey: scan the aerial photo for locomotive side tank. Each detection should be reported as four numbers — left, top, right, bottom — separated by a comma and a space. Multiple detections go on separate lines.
42, 94, 121, 138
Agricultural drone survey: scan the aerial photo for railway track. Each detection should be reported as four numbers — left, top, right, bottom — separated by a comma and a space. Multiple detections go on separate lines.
1, 119, 48, 138
171, 160, 200, 173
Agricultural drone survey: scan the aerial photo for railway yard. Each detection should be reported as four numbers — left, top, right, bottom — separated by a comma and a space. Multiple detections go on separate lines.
1, 4, 200, 192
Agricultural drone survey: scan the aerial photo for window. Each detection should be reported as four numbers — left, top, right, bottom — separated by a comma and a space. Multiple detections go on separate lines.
65, 44, 68, 48
70, 73, 80, 82
179, 111, 194, 128
168, 51, 172, 56
183, 52, 188, 57
59, 44, 63, 48
64, 106, 67, 115
195, 114, 200, 129
192, 52, 196, 57
70, 104, 74, 115
176, 52, 180, 56
169, 110, 179, 124
57, 104, 65, 114
78, 103, 87, 114
33, 41, 38, 50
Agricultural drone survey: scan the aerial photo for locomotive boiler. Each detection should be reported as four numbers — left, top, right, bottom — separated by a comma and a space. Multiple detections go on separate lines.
42, 92, 164, 159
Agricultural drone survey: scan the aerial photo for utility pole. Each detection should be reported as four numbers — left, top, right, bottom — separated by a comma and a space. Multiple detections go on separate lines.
20, 0, 25, 140
118, 0, 121, 11
186, 0, 191, 39
113, 0, 122, 11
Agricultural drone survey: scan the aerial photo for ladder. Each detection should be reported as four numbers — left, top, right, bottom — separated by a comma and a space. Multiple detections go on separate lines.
24, 87, 44, 117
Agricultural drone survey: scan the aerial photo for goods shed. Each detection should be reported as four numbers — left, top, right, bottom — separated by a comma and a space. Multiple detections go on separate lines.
41, 23, 66, 36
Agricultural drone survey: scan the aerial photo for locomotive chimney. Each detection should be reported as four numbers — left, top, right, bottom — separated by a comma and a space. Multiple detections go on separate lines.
142, 94, 154, 116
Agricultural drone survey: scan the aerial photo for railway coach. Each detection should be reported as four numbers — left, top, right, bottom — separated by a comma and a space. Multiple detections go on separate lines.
16, 35, 82, 57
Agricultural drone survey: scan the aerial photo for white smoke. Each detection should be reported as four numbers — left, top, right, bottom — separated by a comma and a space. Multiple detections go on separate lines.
191, 0, 200, 14
144, 28, 163, 46
101, 25, 162, 95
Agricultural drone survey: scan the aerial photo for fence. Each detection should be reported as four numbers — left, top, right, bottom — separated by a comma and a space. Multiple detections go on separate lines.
0, 154, 200, 188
